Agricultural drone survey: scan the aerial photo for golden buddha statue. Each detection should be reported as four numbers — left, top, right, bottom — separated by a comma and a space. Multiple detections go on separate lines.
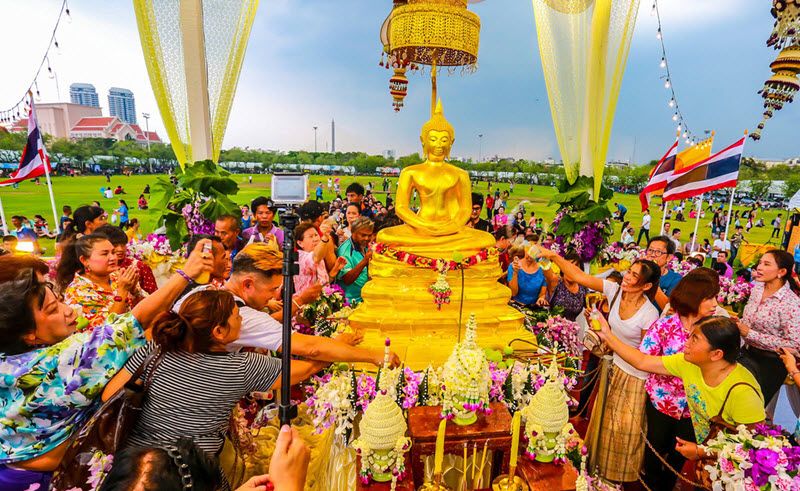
348, 100, 526, 369
377, 101, 494, 252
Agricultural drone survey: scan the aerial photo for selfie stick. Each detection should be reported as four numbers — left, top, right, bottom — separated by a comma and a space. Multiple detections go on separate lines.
279, 209, 300, 426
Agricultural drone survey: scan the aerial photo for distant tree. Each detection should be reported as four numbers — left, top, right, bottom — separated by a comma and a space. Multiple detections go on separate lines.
782, 175, 800, 199
748, 179, 772, 198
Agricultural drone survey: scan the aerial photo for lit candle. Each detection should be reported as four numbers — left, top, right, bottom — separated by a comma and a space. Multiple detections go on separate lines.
509, 411, 522, 468
434, 419, 446, 474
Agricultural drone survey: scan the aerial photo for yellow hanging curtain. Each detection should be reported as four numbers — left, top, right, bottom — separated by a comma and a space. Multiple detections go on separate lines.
132, 0, 259, 166
532, 0, 640, 198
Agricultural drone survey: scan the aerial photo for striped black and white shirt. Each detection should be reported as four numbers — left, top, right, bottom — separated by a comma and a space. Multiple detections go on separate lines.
122, 341, 281, 455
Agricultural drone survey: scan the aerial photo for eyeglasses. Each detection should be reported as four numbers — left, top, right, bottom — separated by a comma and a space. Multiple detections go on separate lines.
472, 206, 482, 211
645, 248, 667, 257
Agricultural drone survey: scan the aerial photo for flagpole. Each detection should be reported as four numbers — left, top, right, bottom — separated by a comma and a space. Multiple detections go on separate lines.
724, 187, 736, 238
660, 200, 667, 235
0, 197, 8, 235
29, 95, 61, 235
43, 154, 60, 235
691, 193, 703, 253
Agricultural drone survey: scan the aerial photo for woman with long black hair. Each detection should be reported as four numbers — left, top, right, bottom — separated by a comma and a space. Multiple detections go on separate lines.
738, 249, 800, 404
538, 248, 661, 484
61, 205, 106, 242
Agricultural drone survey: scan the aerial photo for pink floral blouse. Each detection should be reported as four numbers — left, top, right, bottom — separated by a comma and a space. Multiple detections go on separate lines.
639, 314, 691, 420
294, 249, 329, 296
742, 281, 800, 351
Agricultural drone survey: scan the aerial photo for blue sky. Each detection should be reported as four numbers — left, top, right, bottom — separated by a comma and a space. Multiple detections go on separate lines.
1, 0, 797, 163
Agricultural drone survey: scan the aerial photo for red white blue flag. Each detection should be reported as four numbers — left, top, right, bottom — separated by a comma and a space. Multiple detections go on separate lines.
639, 139, 678, 211
662, 137, 745, 202
0, 102, 52, 186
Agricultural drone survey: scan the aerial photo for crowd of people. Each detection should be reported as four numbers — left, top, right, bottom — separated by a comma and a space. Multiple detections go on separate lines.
2, 178, 800, 490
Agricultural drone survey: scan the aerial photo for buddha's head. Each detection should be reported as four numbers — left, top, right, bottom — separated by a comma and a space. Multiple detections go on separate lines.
420, 99, 455, 163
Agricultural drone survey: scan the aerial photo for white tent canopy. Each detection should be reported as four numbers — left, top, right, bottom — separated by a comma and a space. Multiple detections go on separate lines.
789, 188, 800, 211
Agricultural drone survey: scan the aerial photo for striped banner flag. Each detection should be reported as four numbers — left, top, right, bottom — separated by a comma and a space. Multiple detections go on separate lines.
662, 137, 746, 202
638, 139, 678, 211
0, 103, 52, 186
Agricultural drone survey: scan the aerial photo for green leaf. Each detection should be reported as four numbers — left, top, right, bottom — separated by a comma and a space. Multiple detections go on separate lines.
555, 215, 576, 235
164, 213, 188, 250
574, 203, 612, 223
198, 190, 239, 221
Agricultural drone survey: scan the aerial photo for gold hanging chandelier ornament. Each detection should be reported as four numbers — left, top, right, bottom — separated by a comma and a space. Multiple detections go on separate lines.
379, 0, 481, 112
768, 0, 800, 50
751, 0, 800, 141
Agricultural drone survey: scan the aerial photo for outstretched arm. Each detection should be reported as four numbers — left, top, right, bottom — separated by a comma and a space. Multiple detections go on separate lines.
538, 248, 604, 293
595, 313, 669, 375
287, 332, 400, 367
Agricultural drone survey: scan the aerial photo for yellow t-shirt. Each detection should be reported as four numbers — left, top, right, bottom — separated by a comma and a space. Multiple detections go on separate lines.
662, 354, 765, 442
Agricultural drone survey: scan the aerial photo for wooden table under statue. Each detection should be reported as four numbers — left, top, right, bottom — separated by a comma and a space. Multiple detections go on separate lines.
407, 403, 513, 488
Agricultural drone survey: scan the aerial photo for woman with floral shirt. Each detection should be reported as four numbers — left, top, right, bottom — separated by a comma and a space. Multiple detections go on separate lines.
638, 269, 720, 491
0, 244, 213, 490
56, 234, 144, 331
738, 250, 800, 404
293, 222, 345, 297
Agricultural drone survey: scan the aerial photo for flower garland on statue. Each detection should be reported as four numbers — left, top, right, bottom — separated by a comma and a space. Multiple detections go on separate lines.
699, 424, 800, 490
372, 243, 499, 309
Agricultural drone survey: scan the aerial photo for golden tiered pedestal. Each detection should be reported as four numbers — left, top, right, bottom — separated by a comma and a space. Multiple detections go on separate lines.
349, 237, 526, 370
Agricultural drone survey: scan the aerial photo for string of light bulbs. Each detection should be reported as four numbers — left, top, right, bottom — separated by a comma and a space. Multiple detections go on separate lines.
0, 0, 71, 124
652, 0, 699, 146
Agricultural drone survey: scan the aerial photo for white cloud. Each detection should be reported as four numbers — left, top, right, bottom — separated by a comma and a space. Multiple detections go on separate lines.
0, 1, 163, 133
636, 0, 756, 31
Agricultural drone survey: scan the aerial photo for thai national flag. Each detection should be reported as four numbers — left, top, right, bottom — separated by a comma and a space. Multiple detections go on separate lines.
0, 102, 52, 186
639, 139, 678, 211
662, 137, 745, 202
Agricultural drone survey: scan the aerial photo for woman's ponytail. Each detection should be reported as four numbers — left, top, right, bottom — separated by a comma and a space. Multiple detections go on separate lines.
152, 290, 235, 352
152, 311, 189, 351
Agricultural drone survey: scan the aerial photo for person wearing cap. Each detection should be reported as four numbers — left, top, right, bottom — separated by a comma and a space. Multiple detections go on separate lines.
243, 196, 284, 247
467, 192, 493, 233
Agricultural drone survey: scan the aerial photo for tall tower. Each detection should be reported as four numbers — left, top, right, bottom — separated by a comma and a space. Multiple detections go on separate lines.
70, 83, 100, 107
108, 87, 137, 124
331, 119, 336, 153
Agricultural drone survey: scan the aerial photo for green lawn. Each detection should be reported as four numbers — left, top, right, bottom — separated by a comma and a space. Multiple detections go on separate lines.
0, 174, 784, 255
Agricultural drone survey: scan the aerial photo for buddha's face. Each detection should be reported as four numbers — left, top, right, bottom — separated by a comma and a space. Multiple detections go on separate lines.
422, 130, 453, 162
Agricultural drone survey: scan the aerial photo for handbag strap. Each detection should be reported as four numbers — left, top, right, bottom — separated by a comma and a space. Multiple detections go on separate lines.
124, 345, 164, 391
714, 381, 760, 420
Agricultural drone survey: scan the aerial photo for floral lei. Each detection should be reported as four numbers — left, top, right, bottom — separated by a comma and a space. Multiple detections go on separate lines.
371, 243, 499, 309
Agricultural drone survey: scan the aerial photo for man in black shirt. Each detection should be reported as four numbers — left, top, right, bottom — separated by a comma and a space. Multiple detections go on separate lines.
467, 192, 493, 233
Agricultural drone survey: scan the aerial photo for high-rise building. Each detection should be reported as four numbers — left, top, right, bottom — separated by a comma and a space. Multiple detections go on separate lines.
331, 119, 336, 153
69, 83, 100, 108
108, 87, 137, 125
